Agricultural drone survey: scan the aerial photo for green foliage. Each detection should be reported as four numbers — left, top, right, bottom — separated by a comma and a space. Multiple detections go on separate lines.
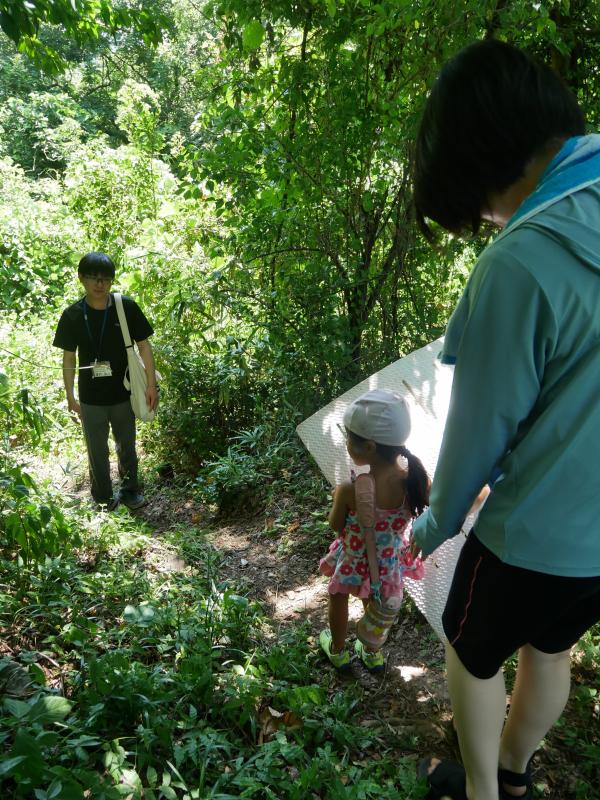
0, 515, 431, 799
0, 91, 84, 174
156, 337, 268, 467
116, 80, 164, 155
4, 0, 600, 474
0, 322, 77, 475
0, 371, 46, 451
187, 0, 489, 379
0, 0, 168, 74
1, 483, 597, 799
0, 466, 78, 569
0, 158, 82, 314
196, 423, 301, 512
576, 626, 600, 674
64, 141, 177, 255
0, 366, 79, 571
181, 0, 600, 392
1, 4, 599, 797
0, 39, 47, 103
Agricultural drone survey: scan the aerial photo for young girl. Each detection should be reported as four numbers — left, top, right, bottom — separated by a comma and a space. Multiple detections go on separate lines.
319, 389, 429, 672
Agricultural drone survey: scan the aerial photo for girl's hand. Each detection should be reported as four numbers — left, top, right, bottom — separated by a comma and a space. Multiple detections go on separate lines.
329, 481, 353, 532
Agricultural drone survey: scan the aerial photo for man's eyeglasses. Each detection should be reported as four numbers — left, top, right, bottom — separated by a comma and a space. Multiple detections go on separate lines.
84, 275, 113, 285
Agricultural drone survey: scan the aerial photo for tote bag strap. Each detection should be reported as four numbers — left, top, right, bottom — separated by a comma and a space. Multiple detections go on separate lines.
113, 293, 134, 349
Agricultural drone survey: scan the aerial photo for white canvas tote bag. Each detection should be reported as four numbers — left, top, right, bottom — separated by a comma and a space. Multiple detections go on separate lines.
114, 292, 158, 422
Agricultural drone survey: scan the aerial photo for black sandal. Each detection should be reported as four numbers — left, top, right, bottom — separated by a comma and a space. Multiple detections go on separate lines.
498, 760, 533, 800
417, 757, 467, 800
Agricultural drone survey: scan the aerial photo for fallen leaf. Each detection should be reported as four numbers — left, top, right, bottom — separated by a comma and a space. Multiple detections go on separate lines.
257, 705, 303, 743
0, 659, 33, 697
360, 719, 380, 727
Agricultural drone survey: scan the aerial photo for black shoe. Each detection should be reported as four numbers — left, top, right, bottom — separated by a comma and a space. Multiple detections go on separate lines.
119, 491, 146, 510
499, 759, 534, 800
417, 758, 467, 800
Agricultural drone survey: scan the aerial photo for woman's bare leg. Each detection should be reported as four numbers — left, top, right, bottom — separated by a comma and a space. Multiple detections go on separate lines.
498, 645, 571, 796
445, 642, 506, 800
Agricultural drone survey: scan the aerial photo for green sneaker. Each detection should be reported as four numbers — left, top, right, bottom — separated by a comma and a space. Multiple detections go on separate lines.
355, 639, 385, 672
319, 630, 351, 671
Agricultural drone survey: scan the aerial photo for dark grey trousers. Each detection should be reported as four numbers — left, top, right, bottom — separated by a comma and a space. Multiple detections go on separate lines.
80, 401, 138, 503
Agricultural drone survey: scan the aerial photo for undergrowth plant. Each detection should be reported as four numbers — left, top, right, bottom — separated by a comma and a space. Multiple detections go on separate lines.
195, 421, 314, 514
0, 511, 431, 799
0, 362, 80, 575
0, 466, 78, 573
0, 329, 598, 799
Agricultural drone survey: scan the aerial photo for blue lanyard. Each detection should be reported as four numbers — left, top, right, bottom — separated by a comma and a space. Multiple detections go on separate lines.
82, 297, 110, 360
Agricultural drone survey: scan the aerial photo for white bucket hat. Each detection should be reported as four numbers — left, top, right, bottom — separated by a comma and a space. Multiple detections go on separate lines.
343, 389, 411, 446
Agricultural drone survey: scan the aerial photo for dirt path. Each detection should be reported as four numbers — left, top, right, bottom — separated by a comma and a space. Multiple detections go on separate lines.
30, 435, 588, 800
139, 486, 594, 799
13, 398, 595, 797
142, 490, 462, 766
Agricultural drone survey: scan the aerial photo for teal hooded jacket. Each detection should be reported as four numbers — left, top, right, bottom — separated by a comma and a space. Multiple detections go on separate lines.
412, 135, 600, 577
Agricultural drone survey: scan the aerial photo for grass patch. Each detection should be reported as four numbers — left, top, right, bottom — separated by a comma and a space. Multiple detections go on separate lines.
0, 507, 429, 799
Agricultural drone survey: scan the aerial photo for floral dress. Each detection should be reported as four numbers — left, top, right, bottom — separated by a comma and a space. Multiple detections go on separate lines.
319, 505, 424, 599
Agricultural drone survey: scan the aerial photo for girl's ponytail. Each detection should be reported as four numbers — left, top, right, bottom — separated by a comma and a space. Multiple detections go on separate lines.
398, 446, 430, 517
348, 431, 430, 515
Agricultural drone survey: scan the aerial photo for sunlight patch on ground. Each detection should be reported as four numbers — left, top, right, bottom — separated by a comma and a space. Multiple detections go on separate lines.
392, 664, 435, 703
265, 574, 336, 622
394, 665, 426, 682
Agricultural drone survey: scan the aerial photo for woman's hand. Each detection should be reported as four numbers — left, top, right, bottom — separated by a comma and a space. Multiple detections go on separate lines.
409, 535, 424, 561
469, 484, 490, 514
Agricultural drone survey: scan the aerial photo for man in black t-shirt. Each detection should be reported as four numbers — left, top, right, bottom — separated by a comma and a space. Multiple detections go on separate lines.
53, 252, 158, 510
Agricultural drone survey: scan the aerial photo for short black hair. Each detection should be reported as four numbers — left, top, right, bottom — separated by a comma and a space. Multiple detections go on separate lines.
414, 39, 585, 237
78, 252, 116, 278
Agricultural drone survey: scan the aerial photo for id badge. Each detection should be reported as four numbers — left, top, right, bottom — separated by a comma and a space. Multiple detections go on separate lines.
92, 360, 112, 378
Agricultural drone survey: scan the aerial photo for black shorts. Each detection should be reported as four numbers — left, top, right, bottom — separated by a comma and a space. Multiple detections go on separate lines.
442, 532, 600, 679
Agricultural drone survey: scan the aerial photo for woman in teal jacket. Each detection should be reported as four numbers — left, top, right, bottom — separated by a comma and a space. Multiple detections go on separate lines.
411, 40, 600, 800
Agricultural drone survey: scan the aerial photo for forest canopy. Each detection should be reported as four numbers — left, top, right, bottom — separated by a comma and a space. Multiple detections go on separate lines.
2, 0, 600, 464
